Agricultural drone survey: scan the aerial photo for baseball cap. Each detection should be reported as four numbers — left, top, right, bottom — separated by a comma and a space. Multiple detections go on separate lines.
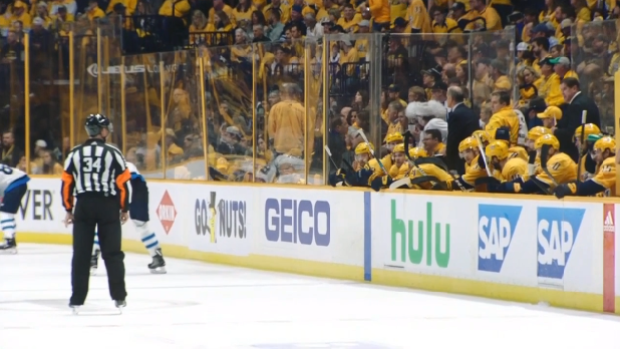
292, 4, 302, 13
33, 17, 44, 25
516, 42, 531, 51
422, 66, 442, 79
549, 56, 570, 66
359, 19, 370, 27
35, 139, 47, 148
528, 97, 547, 113
537, 106, 563, 120
531, 23, 549, 34
432, 81, 448, 91
560, 18, 573, 29
394, 17, 407, 28
539, 56, 555, 66
451, 2, 465, 11
388, 84, 399, 92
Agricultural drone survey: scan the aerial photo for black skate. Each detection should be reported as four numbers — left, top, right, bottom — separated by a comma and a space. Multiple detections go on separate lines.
90, 249, 100, 275
0, 238, 17, 254
148, 248, 166, 274
114, 300, 126, 314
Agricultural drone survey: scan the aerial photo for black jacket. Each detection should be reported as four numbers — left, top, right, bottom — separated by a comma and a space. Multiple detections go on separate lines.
559, 92, 601, 135
447, 103, 479, 173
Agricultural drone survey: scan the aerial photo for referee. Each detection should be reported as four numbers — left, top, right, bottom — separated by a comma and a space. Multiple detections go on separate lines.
61, 114, 132, 312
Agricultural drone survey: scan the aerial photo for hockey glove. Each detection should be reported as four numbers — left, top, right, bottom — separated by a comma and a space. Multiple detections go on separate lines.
328, 169, 347, 187
553, 182, 577, 199
370, 176, 390, 192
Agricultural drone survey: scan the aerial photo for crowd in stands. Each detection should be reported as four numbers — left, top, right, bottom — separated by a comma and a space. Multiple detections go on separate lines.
0, 0, 618, 196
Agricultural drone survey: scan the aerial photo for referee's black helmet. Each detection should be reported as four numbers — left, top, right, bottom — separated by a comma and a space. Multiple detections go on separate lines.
85, 114, 113, 137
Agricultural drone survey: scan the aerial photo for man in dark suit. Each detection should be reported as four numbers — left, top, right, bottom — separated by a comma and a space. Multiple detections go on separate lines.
446, 86, 479, 174
559, 77, 601, 134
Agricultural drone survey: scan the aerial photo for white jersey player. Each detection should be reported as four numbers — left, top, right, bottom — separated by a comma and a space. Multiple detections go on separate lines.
0, 163, 30, 252
91, 162, 166, 273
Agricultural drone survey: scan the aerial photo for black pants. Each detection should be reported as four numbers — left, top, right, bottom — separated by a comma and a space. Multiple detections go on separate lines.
71, 194, 127, 305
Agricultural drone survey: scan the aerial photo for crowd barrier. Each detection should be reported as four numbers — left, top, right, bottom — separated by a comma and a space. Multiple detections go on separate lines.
9, 177, 620, 315
9, 25, 522, 185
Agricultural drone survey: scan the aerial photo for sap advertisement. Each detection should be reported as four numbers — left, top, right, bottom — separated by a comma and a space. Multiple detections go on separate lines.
258, 187, 364, 266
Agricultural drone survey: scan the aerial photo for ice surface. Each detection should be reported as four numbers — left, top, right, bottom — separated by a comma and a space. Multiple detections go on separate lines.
1, 244, 619, 349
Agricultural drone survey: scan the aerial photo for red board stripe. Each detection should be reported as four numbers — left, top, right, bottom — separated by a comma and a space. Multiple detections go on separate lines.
603, 203, 615, 313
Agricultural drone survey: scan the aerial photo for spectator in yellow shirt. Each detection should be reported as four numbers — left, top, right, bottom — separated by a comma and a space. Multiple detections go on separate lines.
468, 0, 502, 31
316, 0, 338, 22
390, 0, 407, 28
431, 6, 458, 35
85, 0, 105, 20
407, 0, 431, 33
538, 56, 564, 106
106, 0, 137, 14
550, 56, 578, 80
10, 1, 32, 29
263, 0, 289, 23
490, 59, 511, 92
233, 0, 255, 26
207, 0, 233, 25
159, 0, 191, 18
337, 4, 361, 32
268, 83, 306, 155
369, 0, 390, 31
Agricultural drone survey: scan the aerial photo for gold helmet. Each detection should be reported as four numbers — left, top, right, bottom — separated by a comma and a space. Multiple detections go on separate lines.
392, 144, 405, 153
459, 137, 479, 152
574, 123, 601, 140
472, 130, 491, 144
527, 126, 551, 141
408, 147, 428, 159
485, 140, 510, 160
534, 134, 560, 150
355, 142, 374, 155
385, 133, 404, 143
594, 136, 616, 154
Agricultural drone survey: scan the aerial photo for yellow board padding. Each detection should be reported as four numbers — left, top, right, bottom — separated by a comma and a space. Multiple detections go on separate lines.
12, 232, 616, 315
373, 269, 605, 314
11, 232, 364, 282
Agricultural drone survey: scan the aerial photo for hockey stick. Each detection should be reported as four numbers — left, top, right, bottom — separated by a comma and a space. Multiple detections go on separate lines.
473, 133, 493, 177
576, 110, 587, 181
538, 144, 558, 195
325, 146, 353, 171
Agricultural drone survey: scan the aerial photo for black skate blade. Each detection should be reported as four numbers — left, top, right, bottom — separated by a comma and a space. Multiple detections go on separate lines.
149, 267, 167, 274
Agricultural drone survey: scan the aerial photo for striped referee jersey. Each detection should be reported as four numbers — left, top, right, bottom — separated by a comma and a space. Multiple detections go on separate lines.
61, 139, 132, 212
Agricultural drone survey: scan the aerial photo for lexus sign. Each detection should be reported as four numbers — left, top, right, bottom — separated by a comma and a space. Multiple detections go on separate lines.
87, 63, 179, 77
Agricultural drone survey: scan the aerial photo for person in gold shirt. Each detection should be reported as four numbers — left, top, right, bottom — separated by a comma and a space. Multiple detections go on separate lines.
537, 56, 564, 106
263, 0, 289, 23
387, 144, 410, 179
422, 129, 446, 158
9, 1, 32, 29
369, 0, 390, 31
490, 59, 511, 92
485, 91, 520, 145
554, 136, 616, 198
550, 56, 578, 81
337, 4, 361, 32
159, 0, 191, 19
106, 0, 137, 14
84, 0, 105, 20
406, 0, 431, 33
485, 140, 529, 184
431, 6, 458, 37
267, 83, 305, 156
452, 137, 487, 190
208, 0, 234, 25
463, 0, 502, 31
390, 0, 407, 28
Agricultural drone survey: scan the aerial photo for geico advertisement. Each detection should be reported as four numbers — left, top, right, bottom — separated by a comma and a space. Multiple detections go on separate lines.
188, 185, 250, 256
258, 188, 365, 266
